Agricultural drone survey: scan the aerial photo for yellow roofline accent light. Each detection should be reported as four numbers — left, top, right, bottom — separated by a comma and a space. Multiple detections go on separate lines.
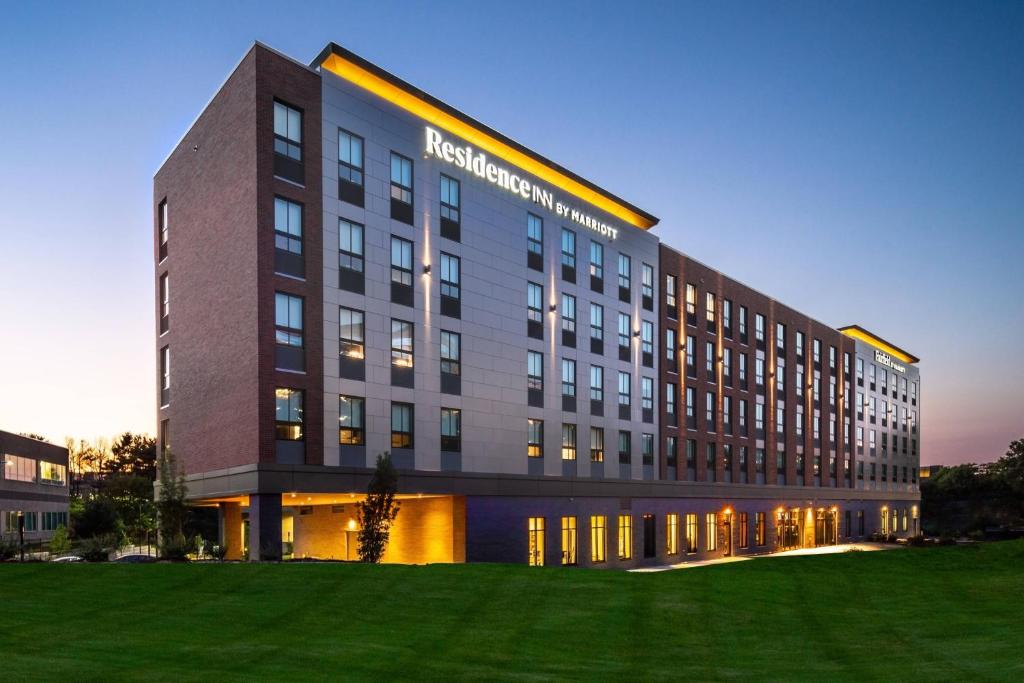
839, 326, 918, 364
318, 51, 657, 231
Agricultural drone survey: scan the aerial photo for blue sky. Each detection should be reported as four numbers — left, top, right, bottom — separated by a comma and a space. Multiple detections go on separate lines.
0, 1, 1021, 464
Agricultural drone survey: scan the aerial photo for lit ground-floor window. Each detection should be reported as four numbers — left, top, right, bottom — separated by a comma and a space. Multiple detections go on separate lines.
705, 513, 718, 551
528, 517, 545, 566
590, 515, 607, 563
755, 512, 766, 545
686, 513, 698, 553
561, 516, 577, 565
617, 513, 632, 560
666, 513, 679, 555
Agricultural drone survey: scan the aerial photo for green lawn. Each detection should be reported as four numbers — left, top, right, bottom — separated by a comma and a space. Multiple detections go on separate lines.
2, 542, 1023, 681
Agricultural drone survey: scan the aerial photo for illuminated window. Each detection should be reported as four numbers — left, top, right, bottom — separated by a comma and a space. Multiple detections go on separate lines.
339, 307, 365, 359
705, 513, 718, 551
160, 346, 170, 406
4, 455, 38, 483
275, 388, 303, 441
527, 419, 543, 458
274, 292, 303, 347
591, 515, 607, 563
273, 100, 302, 161
590, 426, 604, 463
338, 218, 363, 272
685, 283, 697, 323
685, 513, 698, 553
441, 408, 461, 452
338, 128, 364, 186
528, 517, 545, 566
390, 402, 413, 449
739, 511, 749, 548
389, 152, 413, 205
390, 319, 413, 369
561, 516, 577, 565
440, 331, 460, 377
755, 313, 765, 342
665, 274, 677, 311
617, 513, 633, 560
706, 291, 716, 329
338, 396, 364, 445
666, 513, 679, 555
561, 423, 577, 461
755, 512, 766, 545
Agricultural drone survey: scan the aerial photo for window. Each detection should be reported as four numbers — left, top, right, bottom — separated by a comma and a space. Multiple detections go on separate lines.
338, 128, 364, 186
590, 365, 604, 401
528, 419, 544, 457
686, 513, 698, 553
562, 358, 576, 398
338, 218, 363, 272
275, 388, 303, 440
391, 319, 413, 369
159, 273, 169, 331
160, 346, 170, 404
528, 351, 544, 391
561, 423, 577, 460
618, 430, 631, 464
590, 303, 604, 341
590, 426, 605, 463
706, 341, 714, 376
618, 313, 630, 350
739, 512, 749, 548
618, 513, 633, 560
685, 283, 697, 323
666, 328, 677, 364
273, 101, 302, 160
706, 391, 716, 430
561, 228, 576, 270
528, 517, 545, 566
528, 282, 543, 325
723, 348, 732, 381
440, 174, 460, 226
3, 455, 37, 483
440, 330, 460, 376
755, 403, 765, 433
776, 359, 784, 393
796, 331, 805, 357
666, 513, 679, 555
591, 516, 607, 563
339, 396, 364, 445
641, 321, 654, 360
666, 274, 678, 312
37, 461, 66, 486
869, 363, 877, 389
705, 513, 718, 551
274, 292, 303, 347
158, 199, 168, 257
642, 263, 654, 306
339, 307, 365, 359
617, 254, 631, 290
755, 357, 765, 387
723, 299, 732, 335
755, 313, 765, 343
739, 353, 747, 385
739, 305, 748, 340
41, 511, 68, 531
666, 382, 678, 421
686, 387, 696, 426
776, 322, 785, 351
686, 335, 696, 376
389, 152, 413, 204
441, 408, 461, 452
273, 197, 303, 256
390, 236, 413, 287
755, 512, 766, 545
618, 371, 631, 407
561, 516, 577, 565
391, 402, 414, 448
706, 292, 716, 329
527, 213, 543, 260
440, 252, 460, 301
812, 338, 822, 364
829, 345, 837, 369
590, 241, 603, 280
562, 294, 576, 334
642, 433, 654, 465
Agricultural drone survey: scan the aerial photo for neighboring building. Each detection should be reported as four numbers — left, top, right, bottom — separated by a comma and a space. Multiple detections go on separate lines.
0, 430, 70, 542
153, 42, 922, 565
918, 465, 945, 480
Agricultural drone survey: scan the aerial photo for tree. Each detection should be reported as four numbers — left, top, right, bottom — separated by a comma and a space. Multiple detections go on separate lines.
73, 496, 123, 539
989, 439, 1024, 501
355, 453, 401, 563
156, 449, 188, 556
107, 432, 157, 479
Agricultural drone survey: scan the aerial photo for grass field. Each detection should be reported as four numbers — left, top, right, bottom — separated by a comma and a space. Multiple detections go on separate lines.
2, 541, 1023, 681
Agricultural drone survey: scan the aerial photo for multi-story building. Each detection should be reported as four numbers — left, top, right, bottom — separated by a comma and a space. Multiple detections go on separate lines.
0, 430, 70, 543
153, 42, 921, 565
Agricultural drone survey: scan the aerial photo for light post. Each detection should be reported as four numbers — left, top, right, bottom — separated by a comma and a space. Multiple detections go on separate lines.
17, 510, 25, 562
723, 506, 733, 557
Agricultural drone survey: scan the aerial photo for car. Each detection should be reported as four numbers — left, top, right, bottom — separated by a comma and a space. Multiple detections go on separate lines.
52, 555, 84, 563
113, 554, 157, 563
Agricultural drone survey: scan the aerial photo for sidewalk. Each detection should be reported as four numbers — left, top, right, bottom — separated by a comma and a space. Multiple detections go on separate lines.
630, 542, 898, 573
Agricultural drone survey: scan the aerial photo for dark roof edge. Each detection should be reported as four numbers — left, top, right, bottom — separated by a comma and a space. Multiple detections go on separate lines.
311, 42, 659, 228
837, 325, 920, 364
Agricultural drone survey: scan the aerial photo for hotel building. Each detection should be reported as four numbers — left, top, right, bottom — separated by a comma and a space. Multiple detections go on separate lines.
0, 430, 70, 543
153, 42, 921, 565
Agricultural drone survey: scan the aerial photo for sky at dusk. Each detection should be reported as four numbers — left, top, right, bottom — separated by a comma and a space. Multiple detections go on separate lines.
0, 1, 1021, 465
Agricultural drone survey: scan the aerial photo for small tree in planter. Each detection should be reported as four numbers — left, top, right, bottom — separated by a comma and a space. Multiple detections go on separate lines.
355, 453, 400, 563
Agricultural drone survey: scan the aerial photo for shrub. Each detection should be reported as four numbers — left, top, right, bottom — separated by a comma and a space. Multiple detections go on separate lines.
80, 535, 118, 562
205, 542, 229, 561
0, 535, 18, 561
74, 496, 124, 540
906, 534, 927, 547
49, 525, 71, 556
161, 535, 190, 562
967, 529, 984, 541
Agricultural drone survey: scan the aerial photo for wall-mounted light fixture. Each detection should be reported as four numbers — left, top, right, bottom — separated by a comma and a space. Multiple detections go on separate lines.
549, 304, 557, 313
423, 264, 432, 274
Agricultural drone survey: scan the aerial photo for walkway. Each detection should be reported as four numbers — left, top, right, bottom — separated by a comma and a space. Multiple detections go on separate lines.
630, 542, 898, 573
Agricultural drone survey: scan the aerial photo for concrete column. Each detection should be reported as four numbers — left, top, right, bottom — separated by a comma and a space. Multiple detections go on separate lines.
248, 493, 282, 561
218, 502, 243, 560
